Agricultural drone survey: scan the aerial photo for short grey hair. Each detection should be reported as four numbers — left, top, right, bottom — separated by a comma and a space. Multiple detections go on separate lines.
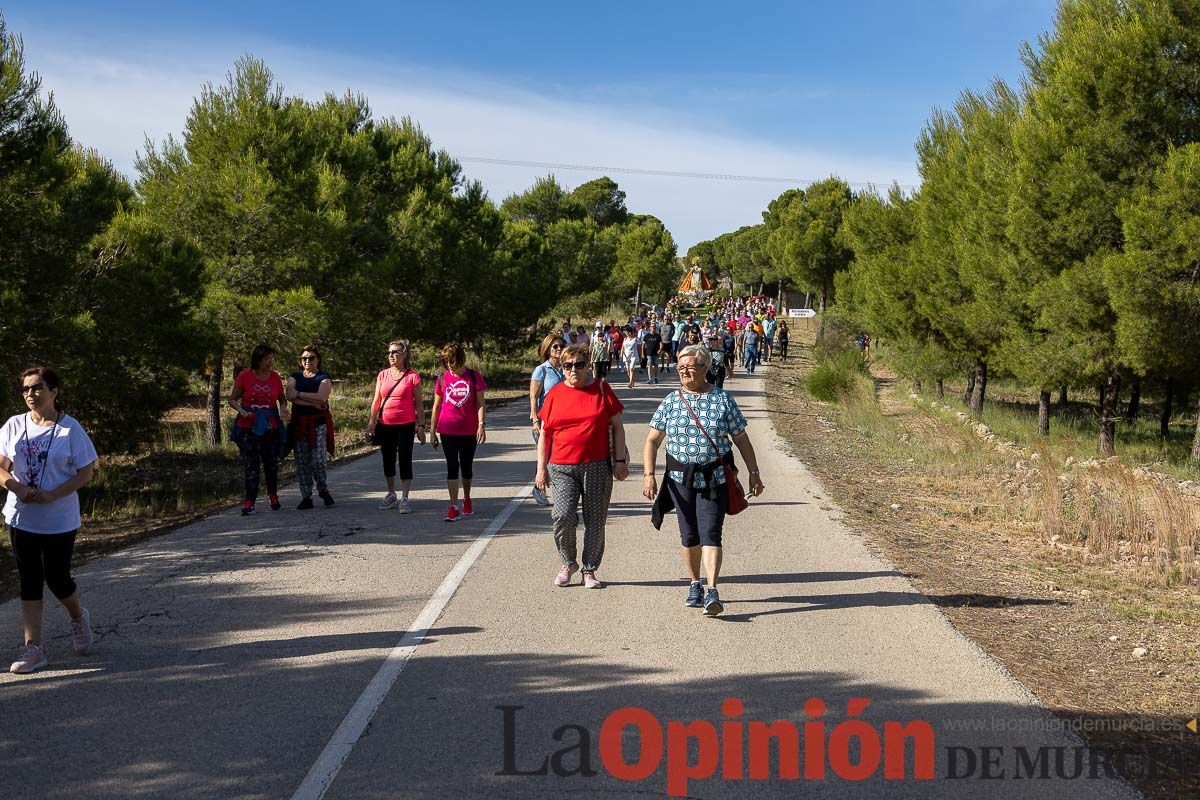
677, 344, 712, 369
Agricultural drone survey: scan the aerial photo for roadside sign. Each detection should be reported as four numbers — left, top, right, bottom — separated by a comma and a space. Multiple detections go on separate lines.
789, 308, 816, 318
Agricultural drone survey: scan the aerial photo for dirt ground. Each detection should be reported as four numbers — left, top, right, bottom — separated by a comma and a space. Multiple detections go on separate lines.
762, 339, 1199, 799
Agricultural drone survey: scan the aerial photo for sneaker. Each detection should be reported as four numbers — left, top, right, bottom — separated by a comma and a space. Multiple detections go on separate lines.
554, 562, 579, 588
461, 498, 474, 516
378, 492, 398, 510
532, 486, 549, 506
241, 500, 255, 516
399, 497, 412, 514
686, 581, 705, 608
297, 497, 314, 510
9, 643, 48, 674
444, 505, 461, 522
703, 587, 724, 617
582, 570, 603, 589
319, 490, 335, 507
269, 495, 281, 511
70, 608, 93, 655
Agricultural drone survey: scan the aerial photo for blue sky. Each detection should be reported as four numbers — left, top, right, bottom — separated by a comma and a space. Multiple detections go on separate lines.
3, 1, 1058, 247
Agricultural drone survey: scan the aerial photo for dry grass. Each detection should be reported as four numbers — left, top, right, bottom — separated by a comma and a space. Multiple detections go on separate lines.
767, 327, 1199, 800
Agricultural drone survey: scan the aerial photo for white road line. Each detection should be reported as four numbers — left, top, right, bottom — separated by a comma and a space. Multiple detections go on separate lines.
291, 484, 534, 800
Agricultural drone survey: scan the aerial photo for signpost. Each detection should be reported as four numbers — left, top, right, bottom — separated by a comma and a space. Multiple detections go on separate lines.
788, 308, 816, 318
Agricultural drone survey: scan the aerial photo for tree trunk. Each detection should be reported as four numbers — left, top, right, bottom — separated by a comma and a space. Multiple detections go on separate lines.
1099, 368, 1120, 457
1191, 391, 1200, 460
1058, 385, 1068, 406
205, 353, 224, 447
634, 282, 642, 316
803, 292, 811, 309
969, 359, 987, 418
964, 370, 976, 405
776, 282, 784, 312
758, 280, 764, 296
1160, 377, 1174, 439
816, 282, 828, 340
935, 379, 944, 399
1038, 390, 1051, 437
1125, 379, 1140, 423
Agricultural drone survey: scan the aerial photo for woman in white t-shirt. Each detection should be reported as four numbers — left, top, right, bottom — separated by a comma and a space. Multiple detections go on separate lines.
0, 367, 99, 674
621, 327, 639, 388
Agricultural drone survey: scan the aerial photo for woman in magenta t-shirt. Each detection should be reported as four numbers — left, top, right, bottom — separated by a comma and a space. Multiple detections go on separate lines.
535, 344, 628, 589
229, 344, 288, 515
366, 339, 425, 513
429, 343, 487, 522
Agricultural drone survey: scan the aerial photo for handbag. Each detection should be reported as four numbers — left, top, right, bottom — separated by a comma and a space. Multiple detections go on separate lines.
677, 389, 749, 515
365, 370, 407, 446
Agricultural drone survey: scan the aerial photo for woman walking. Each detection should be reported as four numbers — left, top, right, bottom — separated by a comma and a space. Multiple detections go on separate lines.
430, 343, 487, 522
1, 367, 99, 673
230, 344, 288, 515
590, 323, 611, 380
366, 340, 425, 513
620, 326, 639, 388
778, 321, 790, 361
529, 334, 566, 506
642, 345, 764, 617
535, 345, 628, 589
286, 345, 335, 510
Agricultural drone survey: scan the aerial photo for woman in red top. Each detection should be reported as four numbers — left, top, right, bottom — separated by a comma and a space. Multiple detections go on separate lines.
430, 343, 487, 522
366, 340, 425, 513
535, 345, 628, 589
229, 344, 288, 515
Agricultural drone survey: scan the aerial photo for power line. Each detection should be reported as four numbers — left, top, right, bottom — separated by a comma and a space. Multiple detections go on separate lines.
459, 156, 915, 190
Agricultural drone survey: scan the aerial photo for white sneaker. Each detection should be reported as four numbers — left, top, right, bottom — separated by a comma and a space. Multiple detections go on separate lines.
399, 497, 412, 514
532, 486, 549, 506
70, 608, 93, 655
378, 492, 398, 510
10, 643, 48, 674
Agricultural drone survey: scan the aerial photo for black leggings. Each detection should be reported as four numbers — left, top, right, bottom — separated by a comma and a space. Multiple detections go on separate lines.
441, 434, 478, 480
240, 431, 280, 501
593, 361, 609, 380
10, 527, 77, 602
378, 422, 416, 480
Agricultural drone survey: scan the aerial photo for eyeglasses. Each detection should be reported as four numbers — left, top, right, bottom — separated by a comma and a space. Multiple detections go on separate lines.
21, 382, 47, 395
550, 344, 563, 350
300, 355, 317, 362
562, 362, 588, 370
388, 350, 405, 357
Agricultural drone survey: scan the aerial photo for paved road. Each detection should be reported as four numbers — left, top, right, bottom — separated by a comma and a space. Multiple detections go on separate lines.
0, 366, 1139, 799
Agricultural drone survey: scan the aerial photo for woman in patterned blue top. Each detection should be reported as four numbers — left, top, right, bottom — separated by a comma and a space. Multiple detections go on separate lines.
642, 344, 764, 617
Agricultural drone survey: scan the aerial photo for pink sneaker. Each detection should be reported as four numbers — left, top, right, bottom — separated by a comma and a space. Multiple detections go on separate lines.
582, 570, 603, 589
10, 643, 48, 674
70, 608, 94, 655
461, 498, 474, 516
554, 563, 579, 587
444, 505, 461, 522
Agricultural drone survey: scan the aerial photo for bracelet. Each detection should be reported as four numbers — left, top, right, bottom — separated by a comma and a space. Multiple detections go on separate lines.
749, 470, 760, 476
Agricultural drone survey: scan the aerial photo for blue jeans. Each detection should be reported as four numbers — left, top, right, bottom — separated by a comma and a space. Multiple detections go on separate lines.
744, 348, 759, 373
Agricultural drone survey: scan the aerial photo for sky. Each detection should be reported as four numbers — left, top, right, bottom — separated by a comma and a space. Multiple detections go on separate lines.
3, 1, 1059, 249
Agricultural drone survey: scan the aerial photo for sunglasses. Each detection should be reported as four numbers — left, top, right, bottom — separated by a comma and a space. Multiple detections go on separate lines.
300, 355, 318, 362
562, 362, 588, 370
388, 350, 406, 357
21, 382, 47, 395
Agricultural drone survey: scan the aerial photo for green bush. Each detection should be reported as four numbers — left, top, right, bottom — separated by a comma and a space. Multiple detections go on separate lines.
805, 349, 867, 402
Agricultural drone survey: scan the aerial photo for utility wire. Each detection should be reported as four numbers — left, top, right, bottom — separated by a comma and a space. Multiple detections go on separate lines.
459, 156, 916, 190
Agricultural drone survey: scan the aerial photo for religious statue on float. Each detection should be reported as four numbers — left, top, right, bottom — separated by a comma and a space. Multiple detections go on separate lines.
678, 256, 715, 303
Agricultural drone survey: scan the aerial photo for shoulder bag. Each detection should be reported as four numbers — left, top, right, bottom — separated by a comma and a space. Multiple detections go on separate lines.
366, 370, 407, 446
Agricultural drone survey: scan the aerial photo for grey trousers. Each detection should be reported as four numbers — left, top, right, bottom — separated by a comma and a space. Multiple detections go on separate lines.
548, 460, 613, 571
295, 424, 328, 498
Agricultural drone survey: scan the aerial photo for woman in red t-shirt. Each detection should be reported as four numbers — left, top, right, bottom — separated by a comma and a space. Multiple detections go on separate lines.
366, 339, 425, 513
535, 345, 628, 589
229, 344, 288, 515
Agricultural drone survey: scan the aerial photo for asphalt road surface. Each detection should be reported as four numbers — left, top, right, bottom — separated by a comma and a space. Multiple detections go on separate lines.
0, 365, 1140, 799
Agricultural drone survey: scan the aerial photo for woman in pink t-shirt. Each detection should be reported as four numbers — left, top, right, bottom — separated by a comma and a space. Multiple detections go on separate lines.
429, 343, 487, 522
366, 339, 425, 513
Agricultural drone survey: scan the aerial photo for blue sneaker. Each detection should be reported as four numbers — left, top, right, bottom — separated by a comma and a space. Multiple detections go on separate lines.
686, 581, 704, 608
703, 587, 724, 617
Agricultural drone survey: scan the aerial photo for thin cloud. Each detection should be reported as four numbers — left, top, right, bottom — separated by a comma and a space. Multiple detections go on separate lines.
18, 27, 919, 249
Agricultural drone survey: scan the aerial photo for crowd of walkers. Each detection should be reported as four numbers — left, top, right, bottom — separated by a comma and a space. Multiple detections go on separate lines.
3, 295, 776, 674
